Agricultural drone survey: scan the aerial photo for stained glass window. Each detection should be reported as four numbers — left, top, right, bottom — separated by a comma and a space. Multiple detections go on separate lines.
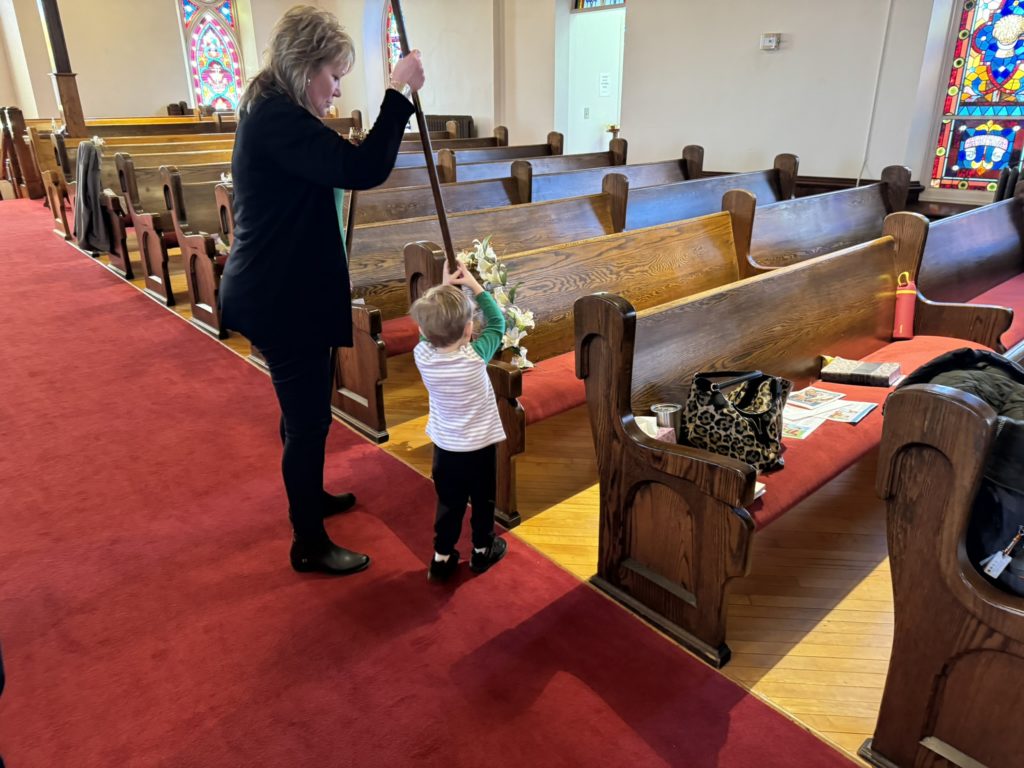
385, 4, 402, 75
179, 0, 244, 111
932, 0, 1024, 191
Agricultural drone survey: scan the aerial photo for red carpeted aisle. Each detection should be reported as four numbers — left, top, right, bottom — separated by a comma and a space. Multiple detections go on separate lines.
0, 199, 853, 767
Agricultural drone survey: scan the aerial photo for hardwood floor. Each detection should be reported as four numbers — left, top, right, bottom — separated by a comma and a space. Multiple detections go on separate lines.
94, 245, 887, 764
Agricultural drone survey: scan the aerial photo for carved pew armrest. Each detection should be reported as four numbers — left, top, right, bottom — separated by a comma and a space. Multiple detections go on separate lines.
914, 295, 1013, 352
624, 419, 758, 510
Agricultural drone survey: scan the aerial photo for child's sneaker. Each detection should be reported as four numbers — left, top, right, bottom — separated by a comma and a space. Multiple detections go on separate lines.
427, 550, 459, 582
470, 537, 508, 574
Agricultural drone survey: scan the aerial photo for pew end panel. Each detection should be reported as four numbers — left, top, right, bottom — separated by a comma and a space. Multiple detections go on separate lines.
547, 131, 564, 155
405, 240, 446, 306
573, 291, 757, 667
333, 304, 389, 443
41, 169, 71, 240
161, 165, 227, 337
772, 153, 799, 200
215, 182, 234, 244
682, 145, 704, 179
880, 164, 912, 212
861, 383, 1024, 768
488, 360, 526, 529
495, 126, 509, 146
884, 211, 1016, 350
101, 191, 134, 278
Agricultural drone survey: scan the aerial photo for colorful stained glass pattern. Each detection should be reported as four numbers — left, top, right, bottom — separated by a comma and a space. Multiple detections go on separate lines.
933, 1, 1024, 189
182, 0, 198, 24
385, 5, 402, 75
189, 13, 242, 111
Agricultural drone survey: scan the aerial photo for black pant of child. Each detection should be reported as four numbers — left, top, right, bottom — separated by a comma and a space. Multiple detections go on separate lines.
432, 444, 497, 555
258, 342, 335, 543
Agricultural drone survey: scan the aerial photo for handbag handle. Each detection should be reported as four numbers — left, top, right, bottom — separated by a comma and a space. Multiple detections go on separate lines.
694, 370, 764, 391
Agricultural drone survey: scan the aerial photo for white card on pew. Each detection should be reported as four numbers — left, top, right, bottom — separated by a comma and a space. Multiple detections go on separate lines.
788, 386, 845, 409
782, 416, 825, 440
784, 402, 839, 421
352, 298, 365, 306
754, 481, 766, 500
825, 401, 877, 424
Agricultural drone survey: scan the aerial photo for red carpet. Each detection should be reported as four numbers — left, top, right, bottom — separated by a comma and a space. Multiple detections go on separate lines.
0, 198, 853, 767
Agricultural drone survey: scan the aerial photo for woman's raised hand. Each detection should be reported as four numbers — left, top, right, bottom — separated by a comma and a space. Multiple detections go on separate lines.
391, 50, 425, 92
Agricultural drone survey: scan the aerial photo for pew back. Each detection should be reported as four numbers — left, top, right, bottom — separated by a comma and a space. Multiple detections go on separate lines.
744, 166, 911, 270
487, 213, 743, 362
355, 177, 521, 224
917, 196, 1024, 302
625, 169, 782, 230
623, 239, 897, 414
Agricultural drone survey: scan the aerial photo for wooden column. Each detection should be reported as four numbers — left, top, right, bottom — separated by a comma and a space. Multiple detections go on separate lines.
37, 0, 86, 136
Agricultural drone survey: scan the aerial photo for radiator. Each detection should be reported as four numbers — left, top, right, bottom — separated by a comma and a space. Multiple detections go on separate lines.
424, 114, 474, 138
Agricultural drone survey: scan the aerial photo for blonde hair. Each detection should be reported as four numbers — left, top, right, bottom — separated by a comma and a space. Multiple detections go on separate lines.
410, 285, 474, 348
239, 6, 355, 115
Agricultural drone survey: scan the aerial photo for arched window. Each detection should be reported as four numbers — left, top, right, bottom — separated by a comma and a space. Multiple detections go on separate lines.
180, 0, 245, 111
931, 0, 1024, 191
384, 3, 402, 75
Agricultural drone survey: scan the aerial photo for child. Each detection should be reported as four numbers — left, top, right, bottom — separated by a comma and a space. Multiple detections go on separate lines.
410, 263, 509, 581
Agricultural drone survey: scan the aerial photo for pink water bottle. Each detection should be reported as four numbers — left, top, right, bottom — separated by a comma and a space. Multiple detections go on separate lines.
893, 271, 916, 340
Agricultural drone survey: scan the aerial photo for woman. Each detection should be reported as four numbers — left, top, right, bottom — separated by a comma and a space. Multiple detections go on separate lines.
220, 6, 424, 576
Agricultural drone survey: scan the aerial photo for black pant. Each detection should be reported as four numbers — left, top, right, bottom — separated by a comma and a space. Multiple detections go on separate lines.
432, 444, 497, 555
258, 343, 335, 542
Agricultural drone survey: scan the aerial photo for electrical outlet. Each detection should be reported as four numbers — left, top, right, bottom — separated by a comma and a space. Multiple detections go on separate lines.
584, 107, 590, 119
760, 32, 781, 51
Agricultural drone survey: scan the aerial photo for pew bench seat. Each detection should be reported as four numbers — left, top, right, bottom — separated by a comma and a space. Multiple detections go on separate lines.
747, 335, 987, 530
968, 271, 1024, 352
518, 351, 585, 426
380, 315, 420, 356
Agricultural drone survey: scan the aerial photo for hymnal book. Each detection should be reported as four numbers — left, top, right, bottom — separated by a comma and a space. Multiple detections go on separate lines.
819, 356, 901, 387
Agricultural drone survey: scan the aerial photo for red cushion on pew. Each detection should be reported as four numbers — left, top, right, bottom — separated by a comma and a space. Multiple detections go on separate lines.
747, 336, 989, 530
970, 272, 1024, 349
520, 351, 587, 426
382, 315, 419, 356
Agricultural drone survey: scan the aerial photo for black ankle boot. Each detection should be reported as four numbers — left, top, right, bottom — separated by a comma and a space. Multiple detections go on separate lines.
322, 491, 356, 518
290, 536, 370, 575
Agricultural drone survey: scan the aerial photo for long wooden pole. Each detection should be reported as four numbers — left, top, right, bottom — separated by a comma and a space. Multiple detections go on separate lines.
389, 0, 458, 271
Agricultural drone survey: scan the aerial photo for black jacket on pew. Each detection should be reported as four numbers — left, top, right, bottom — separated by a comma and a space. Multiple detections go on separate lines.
220, 89, 415, 348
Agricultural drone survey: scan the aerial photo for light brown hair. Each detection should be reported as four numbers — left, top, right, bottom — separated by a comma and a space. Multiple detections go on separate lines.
410, 285, 474, 348
239, 6, 355, 115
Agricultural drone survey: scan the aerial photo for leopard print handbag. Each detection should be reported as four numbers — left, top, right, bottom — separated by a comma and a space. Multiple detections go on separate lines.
682, 370, 792, 472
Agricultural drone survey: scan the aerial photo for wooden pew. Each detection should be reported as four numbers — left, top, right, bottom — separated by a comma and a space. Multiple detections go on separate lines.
2, 107, 44, 198
354, 143, 692, 226
392, 131, 559, 169
733, 165, 911, 276
571, 217, 1008, 667
899, 188, 1024, 359
161, 166, 229, 337
378, 138, 624, 189
116, 153, 230, 304
399, 125, 508, 152
857, 383, 1024, 768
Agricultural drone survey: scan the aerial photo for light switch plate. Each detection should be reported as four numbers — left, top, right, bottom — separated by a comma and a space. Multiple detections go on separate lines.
760, 32, 781, 51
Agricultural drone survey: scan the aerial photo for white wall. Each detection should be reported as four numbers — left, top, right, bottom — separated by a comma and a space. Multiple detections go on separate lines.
620, 0, 937, 178
0, 1, 24, 108
60, 0, 190, 117
1, 0, 56, 118
495, 0, 556, 145
357, 0, 494, 136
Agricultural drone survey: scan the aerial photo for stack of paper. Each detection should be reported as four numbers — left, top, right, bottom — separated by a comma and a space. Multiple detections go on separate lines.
783, 386, 877, 439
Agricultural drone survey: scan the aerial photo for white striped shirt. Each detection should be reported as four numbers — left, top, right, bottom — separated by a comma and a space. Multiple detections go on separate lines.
413, 292, 506, 452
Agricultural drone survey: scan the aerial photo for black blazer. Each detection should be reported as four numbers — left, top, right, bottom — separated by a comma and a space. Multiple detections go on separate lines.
220, 89, 415, 348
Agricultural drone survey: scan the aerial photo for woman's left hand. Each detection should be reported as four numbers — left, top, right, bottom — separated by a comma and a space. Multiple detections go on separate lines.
391, 50, 425, 92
